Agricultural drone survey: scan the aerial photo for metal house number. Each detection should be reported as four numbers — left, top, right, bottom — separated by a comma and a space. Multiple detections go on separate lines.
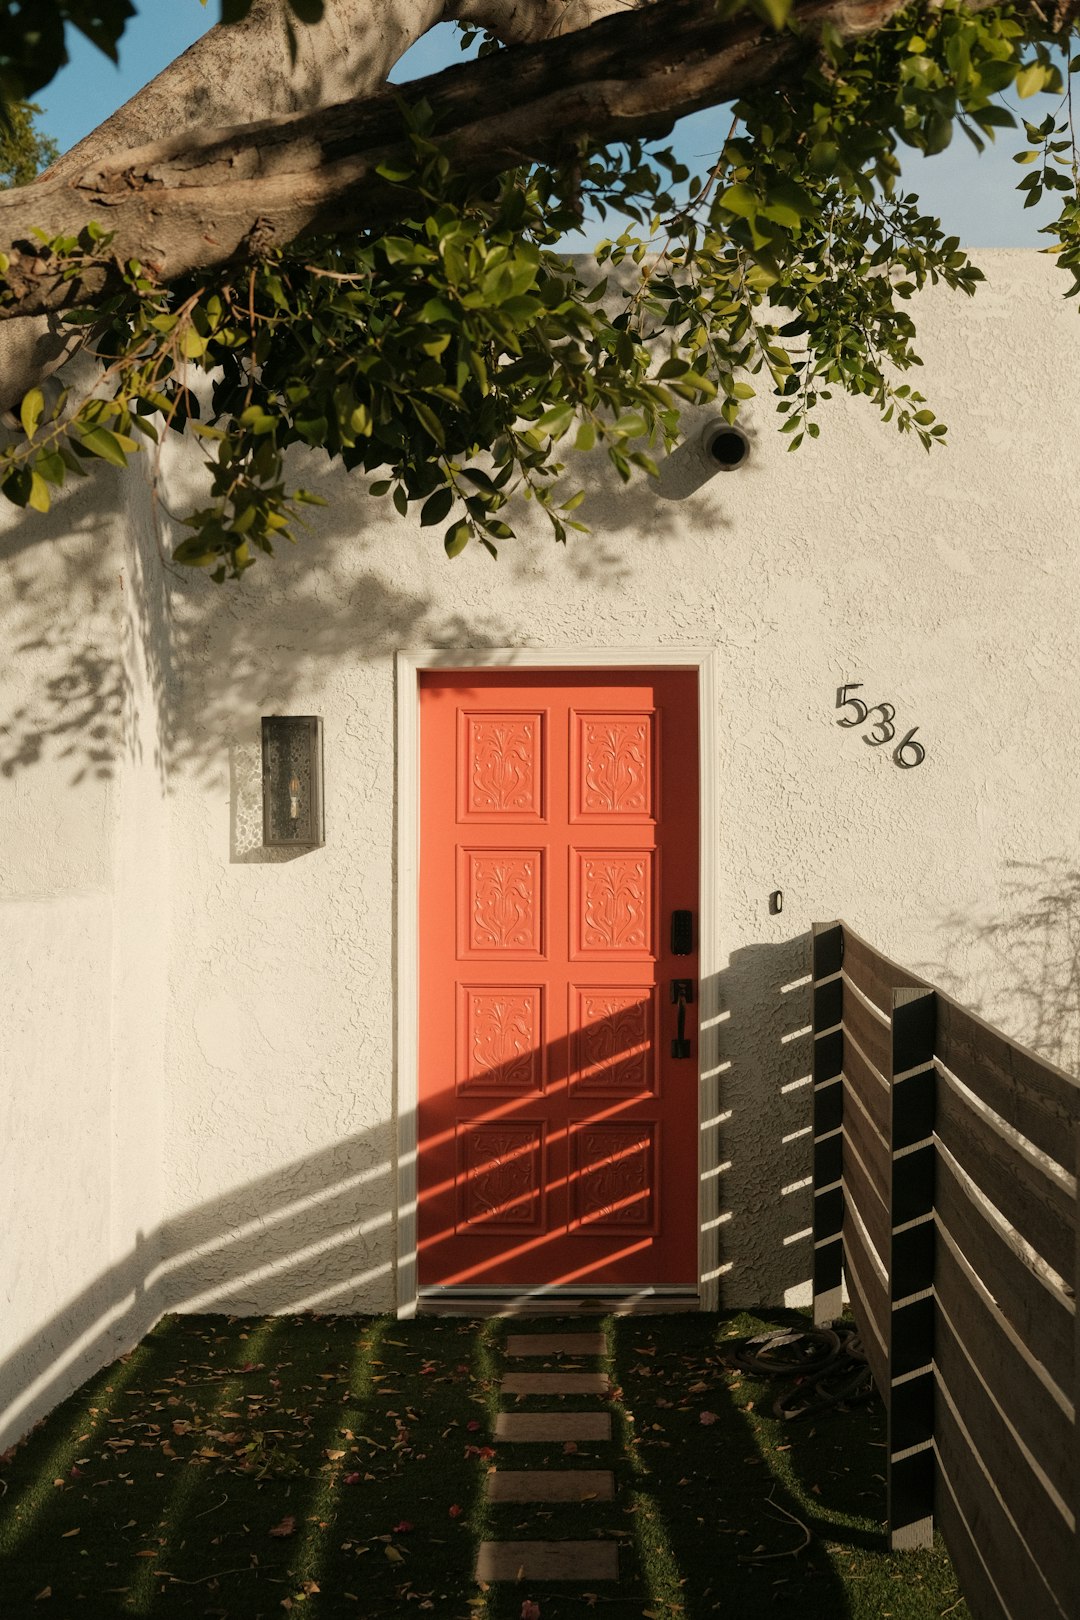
836, 684, 925, 768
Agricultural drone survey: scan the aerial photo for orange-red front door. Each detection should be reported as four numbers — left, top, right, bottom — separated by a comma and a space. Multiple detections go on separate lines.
417, 669, 699, 1288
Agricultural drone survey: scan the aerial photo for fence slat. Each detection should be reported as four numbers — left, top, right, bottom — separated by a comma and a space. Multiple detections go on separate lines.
842, 1070, 889, 1185
936, 1151, 1074, 1398
935, 1388, 1072, 1620
934, 1455, 1012, 1620
935, 1301, 1075, 1609
842, 1122, 891, 1264
842, 1210, 889, 1393
937, 1072, 1074, 1283
841, 927, 929, 1013
936, 1237, 1074, 1511
841, 980, 891, 1081
844, 1038, 890, 1141
936, 994, 1080, 1168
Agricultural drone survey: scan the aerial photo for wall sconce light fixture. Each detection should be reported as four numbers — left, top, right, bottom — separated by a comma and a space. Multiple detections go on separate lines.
261, 715, 325, 847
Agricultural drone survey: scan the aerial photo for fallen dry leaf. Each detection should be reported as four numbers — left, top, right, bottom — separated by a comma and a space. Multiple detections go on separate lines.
61, 1528, 79, 1538
269, 1516, 297, 1537
34, 1590, 51, 1601
699, 1411, 718, 1426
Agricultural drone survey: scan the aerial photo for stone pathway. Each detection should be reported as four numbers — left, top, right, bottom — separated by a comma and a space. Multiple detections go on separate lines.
475, 1327, 621, 1588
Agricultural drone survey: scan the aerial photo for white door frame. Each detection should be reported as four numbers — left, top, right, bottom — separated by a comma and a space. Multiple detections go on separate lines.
394, 647, 721, 1315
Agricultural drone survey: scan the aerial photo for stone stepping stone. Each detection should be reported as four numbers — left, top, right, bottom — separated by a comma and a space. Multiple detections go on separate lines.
495, 1411, 611, 1442
505, 1332, 606, 1357
486, 1469, 614, 1503
475, 1540, 619, 1581
501, 1371, 609, 1395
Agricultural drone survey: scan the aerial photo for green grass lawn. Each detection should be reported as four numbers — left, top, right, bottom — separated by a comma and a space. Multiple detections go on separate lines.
0, 1310, 969, 1619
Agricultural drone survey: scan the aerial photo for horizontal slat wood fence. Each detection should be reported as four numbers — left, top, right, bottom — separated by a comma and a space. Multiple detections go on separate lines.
811, 921, 1079, 1620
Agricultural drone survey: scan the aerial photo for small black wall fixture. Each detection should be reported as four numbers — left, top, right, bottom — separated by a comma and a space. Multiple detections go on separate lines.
261, 716, 325, 848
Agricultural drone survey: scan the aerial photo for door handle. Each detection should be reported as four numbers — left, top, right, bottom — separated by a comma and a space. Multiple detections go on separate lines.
671, 978, 693, 1059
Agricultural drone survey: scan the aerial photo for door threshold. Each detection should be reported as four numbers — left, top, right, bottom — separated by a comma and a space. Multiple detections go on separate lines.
416, 1287, 700, 1318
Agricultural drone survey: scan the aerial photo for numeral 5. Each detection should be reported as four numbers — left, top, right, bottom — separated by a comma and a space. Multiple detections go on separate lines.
836, 683, 867, 728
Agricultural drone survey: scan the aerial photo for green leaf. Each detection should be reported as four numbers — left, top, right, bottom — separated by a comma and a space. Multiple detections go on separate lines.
411, 399, 446, 449
1015, 63, 1050, 98
239, 406, 277, 435
444, 520, 471, 557
19, 387, 44, 439
27, 471, 50, 513
420, 487, 454, 527
574, 421, 597, 452
536, 403, 574, 438
718, 183, 759, 220
751, 0, 792, 29
76, 426, 129, 467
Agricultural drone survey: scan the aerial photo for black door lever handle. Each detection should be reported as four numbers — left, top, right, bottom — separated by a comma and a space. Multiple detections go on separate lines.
671, 978, 693, 1059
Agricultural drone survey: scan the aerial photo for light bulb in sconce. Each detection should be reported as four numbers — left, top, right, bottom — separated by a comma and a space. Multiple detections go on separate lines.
288, 775, 301, 820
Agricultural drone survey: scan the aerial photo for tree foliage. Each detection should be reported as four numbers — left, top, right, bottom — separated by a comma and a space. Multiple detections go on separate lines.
0, 101, 59, 188
2, 0, 1080, 578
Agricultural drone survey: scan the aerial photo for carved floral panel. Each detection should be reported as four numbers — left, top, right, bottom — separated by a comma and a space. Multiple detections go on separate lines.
463, 850, 543, 954
462, 711, 543, 818
571, 988, 654, 1093
460, 987, 542, 1093
574, 712, 653, 818
574, 850, 653, 955
572, 1125, 654, 1229
458, 1123, 543, 1229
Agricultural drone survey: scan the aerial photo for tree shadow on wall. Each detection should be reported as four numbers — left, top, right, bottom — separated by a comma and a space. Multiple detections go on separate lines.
916, 856, 1080, 1076
1, 402, 735, 791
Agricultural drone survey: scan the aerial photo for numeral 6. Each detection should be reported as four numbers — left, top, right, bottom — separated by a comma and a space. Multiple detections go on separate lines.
893, 727, 925, 769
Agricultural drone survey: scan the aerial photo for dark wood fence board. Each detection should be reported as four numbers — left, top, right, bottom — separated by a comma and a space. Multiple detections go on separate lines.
934, 1452, 1018, 1620
843, 1040, 890, 1139
841, 981, 891, 1080
935, 1306, 1075, 1606
843, 1212, 889, 1393
937, 1238, 1073, 1504
841, 1072, 889, 1187
841, 927, 929, 1013
935, 1392, 1075, 1620
937, 1075, 1074, 1283
936, 994, 1080, 1167
936, 1152, 1074, 1397
842, 1125, 891, 1262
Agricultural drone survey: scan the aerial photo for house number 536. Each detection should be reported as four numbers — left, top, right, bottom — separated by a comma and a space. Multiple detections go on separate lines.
836, 684, 926, 768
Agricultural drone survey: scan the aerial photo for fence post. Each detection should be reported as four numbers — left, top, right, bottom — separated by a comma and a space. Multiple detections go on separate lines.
887, 985, 937, 1551
811, 922, 844, 1326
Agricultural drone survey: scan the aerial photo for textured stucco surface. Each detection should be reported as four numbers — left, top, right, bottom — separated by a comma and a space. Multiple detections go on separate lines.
3, 251, 1079, 1444
0, 455, 171, 1449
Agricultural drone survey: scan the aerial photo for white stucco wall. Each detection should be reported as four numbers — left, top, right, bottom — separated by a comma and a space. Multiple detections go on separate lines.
159, 249, 1080, 1320
0, 455, 170, 1449
3, 250, 1078, 1445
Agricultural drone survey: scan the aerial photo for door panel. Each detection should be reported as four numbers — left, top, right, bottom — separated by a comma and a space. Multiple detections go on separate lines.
417, 669, 699, 1288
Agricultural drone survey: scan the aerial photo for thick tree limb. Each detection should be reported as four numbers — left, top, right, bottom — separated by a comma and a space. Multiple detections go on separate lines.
0, 0, 903, 321
0, 0, 625, 409
2, 0, 1076, 331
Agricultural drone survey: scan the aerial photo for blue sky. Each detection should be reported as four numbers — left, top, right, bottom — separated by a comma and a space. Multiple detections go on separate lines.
33, 3, 1066, 249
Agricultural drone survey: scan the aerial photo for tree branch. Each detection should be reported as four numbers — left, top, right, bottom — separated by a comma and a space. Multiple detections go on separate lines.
2, 0, 1076, 326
